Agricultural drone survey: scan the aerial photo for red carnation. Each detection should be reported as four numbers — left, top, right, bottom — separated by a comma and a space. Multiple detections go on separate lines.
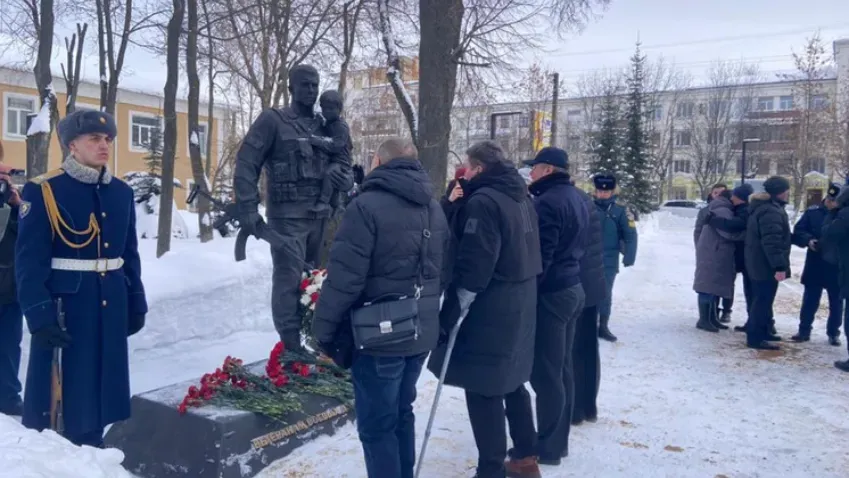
299, 366, 311, 378
300, 279, 310, 291
273, 375, 289, 387
310, 292, 319, 303
178, 402, 187, 414
187, 385, 199, 398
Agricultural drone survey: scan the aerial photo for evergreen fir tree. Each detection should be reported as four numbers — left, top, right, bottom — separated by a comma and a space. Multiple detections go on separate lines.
620, 42, 654, 214
590, 86, 623, 177
144, 119, 164, 175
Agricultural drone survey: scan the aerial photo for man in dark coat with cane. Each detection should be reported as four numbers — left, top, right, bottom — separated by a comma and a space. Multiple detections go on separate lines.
428, 140, 542, 478
15, 110, 147, 446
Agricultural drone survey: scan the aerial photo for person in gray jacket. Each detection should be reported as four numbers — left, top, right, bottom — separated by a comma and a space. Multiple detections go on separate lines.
693, 190, 742, 332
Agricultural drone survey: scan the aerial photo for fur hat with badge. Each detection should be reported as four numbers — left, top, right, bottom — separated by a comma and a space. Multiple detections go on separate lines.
826, 182, 841, 201
592, 173, 617, 191
57, 109, 118, 148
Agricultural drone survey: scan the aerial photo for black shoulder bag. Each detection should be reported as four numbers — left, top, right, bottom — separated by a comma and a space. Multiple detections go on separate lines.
350, 207, 431, 351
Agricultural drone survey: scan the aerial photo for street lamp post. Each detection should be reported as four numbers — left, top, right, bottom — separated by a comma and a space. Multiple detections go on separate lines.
740, 138, 761, 184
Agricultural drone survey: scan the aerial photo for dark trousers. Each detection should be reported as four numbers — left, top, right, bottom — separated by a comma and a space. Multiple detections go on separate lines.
268, 218, 326, 344
572, 306, 600, 422
798, 283, 843, 337
68, 427, 105, 448
598, 269, 617, 319
741, 270, 753, 314
352, 353, 426, 478
530, 284, 585, 458
466, 386, 537, 478
747, 279, 779, 343
0, 302, 23, 410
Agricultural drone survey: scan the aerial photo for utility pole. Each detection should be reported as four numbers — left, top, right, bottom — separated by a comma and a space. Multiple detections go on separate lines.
550, 72, 559, 147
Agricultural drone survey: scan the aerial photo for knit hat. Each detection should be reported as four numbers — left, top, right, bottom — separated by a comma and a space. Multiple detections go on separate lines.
827, 182, 841, 200
763, 176, 791, 196
454, 167, 467, 180
732, 183, 754, 202
57, 109, 117, 147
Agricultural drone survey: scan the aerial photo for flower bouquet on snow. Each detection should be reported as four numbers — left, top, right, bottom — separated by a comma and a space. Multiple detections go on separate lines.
298, 268, 327, 350
177, 341, 353, 421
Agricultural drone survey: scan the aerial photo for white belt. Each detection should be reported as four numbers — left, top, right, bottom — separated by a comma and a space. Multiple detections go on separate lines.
51, 258, 124, 272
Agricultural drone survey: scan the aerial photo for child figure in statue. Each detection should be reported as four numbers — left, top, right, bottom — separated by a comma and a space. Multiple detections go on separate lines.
311, 90, 352, 215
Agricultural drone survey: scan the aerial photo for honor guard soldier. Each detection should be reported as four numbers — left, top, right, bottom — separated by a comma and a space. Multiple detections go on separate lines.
592, 174, 638, 342
15, 109, 147, 447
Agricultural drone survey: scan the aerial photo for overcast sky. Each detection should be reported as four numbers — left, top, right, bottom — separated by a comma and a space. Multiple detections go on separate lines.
3, 0, 849, 103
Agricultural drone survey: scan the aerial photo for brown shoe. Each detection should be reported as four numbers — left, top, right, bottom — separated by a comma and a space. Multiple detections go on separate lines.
505, 456, 542, 478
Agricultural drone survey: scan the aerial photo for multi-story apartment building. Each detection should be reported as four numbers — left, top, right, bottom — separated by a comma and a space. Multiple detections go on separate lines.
0, 66, 230, 209
344, 56, 419, 166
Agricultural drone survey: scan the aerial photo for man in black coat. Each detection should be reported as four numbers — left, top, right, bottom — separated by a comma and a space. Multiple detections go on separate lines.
820, 186, 849, 372
518, 147, 587, 464
791, 183, 843, 346
0, 158, 23, 417
572, 186, 606, 426
427, 140, 542, 478
744, 176, 792, 351
312, 138, 450, 478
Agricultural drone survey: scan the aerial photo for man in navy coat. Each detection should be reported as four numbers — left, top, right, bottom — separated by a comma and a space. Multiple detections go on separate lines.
15, 109, 147, 447
592, 174, 638, 342
791, 183, 842, 346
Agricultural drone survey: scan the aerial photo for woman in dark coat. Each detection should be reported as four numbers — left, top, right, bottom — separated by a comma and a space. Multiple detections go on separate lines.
428, 140, 542, 478
821, 187, 849, 372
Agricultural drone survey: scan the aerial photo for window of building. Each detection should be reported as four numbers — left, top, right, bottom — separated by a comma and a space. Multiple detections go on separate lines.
567, 135, 581, 148
567, 109, 582, 120
650, 104, 663, 121
675, 130, 691, 147
757, 97, 774, 111
74, 103, 100, 111
811, 94, 829, 110
708, 100, 728, 117
188, 122, 209, 158
4, 93, 37, 139
676, 102, 694, 118
130, 113, 162, 152
707, 129, 725, 145
671, 187, 688, 200
777, 157, 793, 176
499, 115, 511, 128
779, 95, 793, 110
806, 157, 826, 173
519, 115, 530, 128
673, 160, 690, 173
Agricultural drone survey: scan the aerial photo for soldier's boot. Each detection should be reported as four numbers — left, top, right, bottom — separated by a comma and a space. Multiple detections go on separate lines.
708, 305, 729, 330
828, 335, 842, 347
791, 330, 811, 342
747, 340, 780, 351
835, 359, 849, 372
734, 323, 749, 333
696, 302, 720, 333
282, 331, 304, 353
598, 316, 618, 342
0, 396, 23, 416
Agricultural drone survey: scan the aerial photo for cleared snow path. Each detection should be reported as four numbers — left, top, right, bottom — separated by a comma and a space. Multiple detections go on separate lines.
257, 212, 849, 478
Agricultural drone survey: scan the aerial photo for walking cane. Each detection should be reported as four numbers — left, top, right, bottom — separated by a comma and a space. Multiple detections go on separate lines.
414, 307, 470, 478
50, 298, 66, 435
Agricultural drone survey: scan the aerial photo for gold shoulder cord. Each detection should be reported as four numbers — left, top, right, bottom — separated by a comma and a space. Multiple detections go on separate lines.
40, 181, 102, 256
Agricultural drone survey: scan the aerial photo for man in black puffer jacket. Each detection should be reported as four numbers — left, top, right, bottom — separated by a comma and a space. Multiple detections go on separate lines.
312, 138, 450, 478
428, 140, 542, 478
821, 186, 849, 372
520, 147, 587, 464
744, 176, 792, 351
572, 187, 606, 427
0, 156, 23, 417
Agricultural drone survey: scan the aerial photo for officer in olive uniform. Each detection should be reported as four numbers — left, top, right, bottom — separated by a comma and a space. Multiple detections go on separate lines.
234, 64, 354, 350
15, 109, 147, 447
593, 174, 638, 342
791, 183, 843, 345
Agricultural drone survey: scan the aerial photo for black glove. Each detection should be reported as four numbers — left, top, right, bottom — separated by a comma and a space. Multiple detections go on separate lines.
327, 166, 352, 191
32, 323, 72, 349
239, 211, 265, 236
128, 315, 145, 337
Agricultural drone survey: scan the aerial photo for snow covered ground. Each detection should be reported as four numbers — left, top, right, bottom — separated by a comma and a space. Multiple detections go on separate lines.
4, 211, 849, 477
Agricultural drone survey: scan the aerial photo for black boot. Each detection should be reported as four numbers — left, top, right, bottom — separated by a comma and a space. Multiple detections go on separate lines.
747, 340, 780, 351
599, 316, 618, 342
734, 324, 748, 333
0, 396, 23, 416
696, 302, 719, 332
835, 360, 849, 372
708, 304, 729, 330
719, 310, 732, 323
792, 331, 811, 342
828, 336, 842, 347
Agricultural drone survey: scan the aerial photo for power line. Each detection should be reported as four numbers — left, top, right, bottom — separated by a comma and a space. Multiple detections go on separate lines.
549, 24, 849, 58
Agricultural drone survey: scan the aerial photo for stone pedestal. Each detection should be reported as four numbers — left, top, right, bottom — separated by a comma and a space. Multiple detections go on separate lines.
104, 360, 354, 478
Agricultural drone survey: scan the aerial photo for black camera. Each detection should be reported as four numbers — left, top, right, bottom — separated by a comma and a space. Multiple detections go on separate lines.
1, 169, 24, 205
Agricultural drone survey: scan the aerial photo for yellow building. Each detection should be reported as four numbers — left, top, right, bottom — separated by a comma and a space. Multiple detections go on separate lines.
0, 66, 230, 209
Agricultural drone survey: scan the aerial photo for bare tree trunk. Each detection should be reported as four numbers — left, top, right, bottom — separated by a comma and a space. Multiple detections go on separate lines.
187, 0, 213, 242
201, 0, 215, 176
95, 0, 134, 115
418, 0, 463, 195
28, 0, 57, 179
337, 0, 364, 103
157, 0, 184, 258
60, 23, 88, 158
